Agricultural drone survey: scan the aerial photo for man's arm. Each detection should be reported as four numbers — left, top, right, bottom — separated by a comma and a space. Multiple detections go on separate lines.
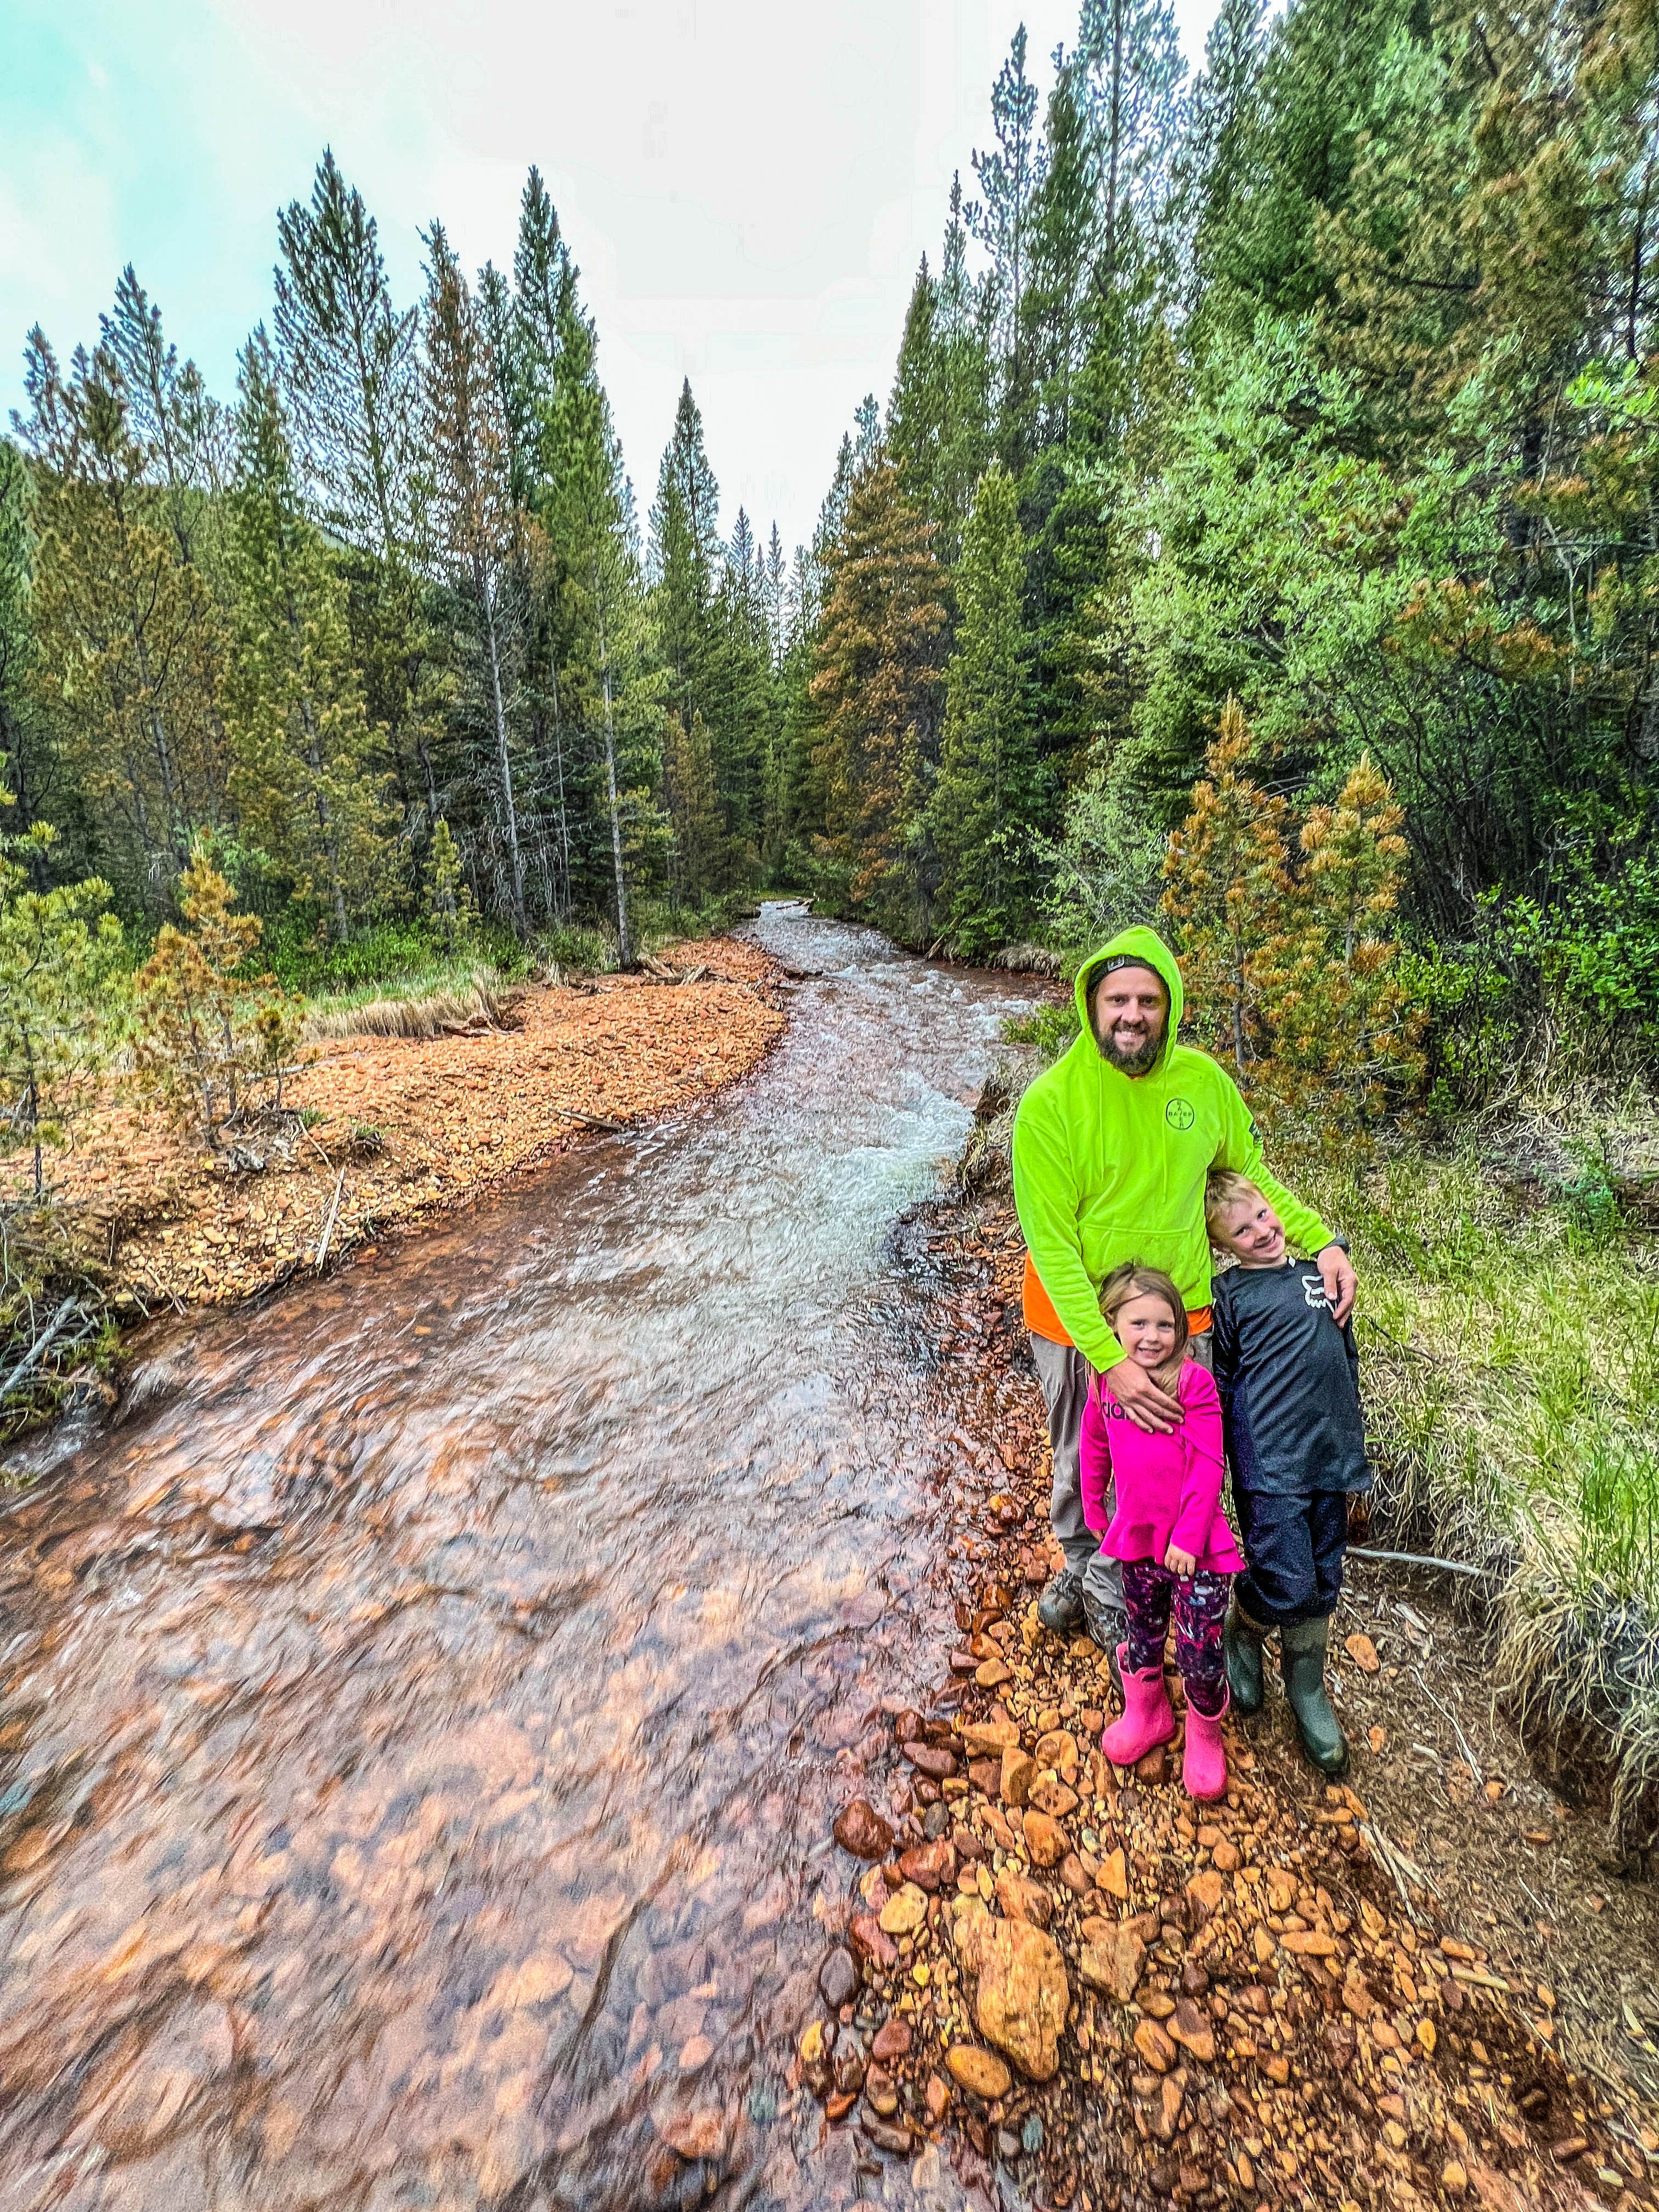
1011, 1087, 1122, 1374
1215, 1084, 1356, 1320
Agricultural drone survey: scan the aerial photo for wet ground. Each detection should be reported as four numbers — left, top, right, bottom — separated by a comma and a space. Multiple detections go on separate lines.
0, 907, 1039, 2212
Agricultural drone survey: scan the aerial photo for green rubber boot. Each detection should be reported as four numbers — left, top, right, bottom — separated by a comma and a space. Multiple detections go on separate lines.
1280, 1614, 1348, 1776
1223, 1599, 1268, 1717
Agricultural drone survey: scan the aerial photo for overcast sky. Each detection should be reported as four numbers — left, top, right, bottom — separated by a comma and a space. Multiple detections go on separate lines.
3, 0, 1217, 554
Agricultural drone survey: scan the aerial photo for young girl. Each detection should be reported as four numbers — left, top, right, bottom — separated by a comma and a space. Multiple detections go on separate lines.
1080, 1263, 1243, 1800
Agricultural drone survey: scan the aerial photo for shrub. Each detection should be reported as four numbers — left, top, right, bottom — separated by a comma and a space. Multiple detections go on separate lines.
134, 839, 306, 1146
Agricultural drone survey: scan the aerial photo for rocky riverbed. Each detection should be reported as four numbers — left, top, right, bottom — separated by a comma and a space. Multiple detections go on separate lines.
793, 1186, 1659, 2212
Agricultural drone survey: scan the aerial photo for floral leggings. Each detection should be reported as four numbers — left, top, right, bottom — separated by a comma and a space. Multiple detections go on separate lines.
1121, 1558, 1232, 1717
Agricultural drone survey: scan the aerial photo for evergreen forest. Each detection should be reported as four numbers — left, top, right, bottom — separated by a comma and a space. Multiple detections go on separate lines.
3, 0, 1658, 1117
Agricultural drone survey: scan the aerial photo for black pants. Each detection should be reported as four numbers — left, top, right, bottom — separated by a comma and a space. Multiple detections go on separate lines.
1233, 1488, 1350, 1628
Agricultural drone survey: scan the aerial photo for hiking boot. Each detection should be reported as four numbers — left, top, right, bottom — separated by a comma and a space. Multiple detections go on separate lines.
1083, 1593, 1127, 1693
1280, 1614, 1348, 1776
1036, 1566, 1086, 1636
1224, 1598, 1269, 1717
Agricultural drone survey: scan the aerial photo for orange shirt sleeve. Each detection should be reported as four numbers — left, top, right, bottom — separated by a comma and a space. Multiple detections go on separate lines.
1022, 1251, 1210, 1352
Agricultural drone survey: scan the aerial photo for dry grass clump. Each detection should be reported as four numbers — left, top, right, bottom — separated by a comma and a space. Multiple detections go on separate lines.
303, 970, 507, 1043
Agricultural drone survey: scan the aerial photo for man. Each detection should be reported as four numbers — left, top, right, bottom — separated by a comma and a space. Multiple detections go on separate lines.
1012, 924, 1356, 1658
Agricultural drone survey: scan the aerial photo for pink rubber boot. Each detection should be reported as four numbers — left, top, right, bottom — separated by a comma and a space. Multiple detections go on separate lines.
1182, 1689, 1230, 1801
1101, 1647, 1176, 1767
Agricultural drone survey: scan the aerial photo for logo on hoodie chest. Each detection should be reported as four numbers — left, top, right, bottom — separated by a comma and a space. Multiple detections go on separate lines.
1164, 1098, 1195, 1130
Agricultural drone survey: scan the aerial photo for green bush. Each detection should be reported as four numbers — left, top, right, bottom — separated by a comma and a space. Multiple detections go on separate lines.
1004, 997, 1081, 1064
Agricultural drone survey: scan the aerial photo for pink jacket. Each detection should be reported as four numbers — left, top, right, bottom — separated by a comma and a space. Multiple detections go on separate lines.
1080, 1359, 1244, 1572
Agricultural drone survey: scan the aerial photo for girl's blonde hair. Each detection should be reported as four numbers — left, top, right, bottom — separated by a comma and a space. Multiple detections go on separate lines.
1098, 1261, 1188, 1397
1205, 1167, 1263, 1245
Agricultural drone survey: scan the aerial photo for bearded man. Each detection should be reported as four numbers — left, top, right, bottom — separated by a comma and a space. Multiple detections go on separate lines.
1011, 926, 1356, 1660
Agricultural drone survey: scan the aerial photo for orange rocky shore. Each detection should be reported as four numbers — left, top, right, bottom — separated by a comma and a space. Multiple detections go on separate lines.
792, 1188, 1659, 2212
18, 938, 786, 1323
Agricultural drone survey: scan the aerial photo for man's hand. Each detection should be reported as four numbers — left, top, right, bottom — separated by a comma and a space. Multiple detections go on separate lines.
1318, 1242, 1357, 1324
1164, 1541, 1198, 1577
1104, 1359, 1183, 1433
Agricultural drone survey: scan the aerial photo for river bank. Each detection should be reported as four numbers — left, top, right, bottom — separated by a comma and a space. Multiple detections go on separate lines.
797, 1172, 1659, 2211
4, 935, 786, 1348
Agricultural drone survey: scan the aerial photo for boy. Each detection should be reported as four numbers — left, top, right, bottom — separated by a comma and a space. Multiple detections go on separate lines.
1206, 1168, 1371, 1776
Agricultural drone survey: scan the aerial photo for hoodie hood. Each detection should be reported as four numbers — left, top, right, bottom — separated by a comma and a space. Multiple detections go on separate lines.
1073, 925, 1184, 1074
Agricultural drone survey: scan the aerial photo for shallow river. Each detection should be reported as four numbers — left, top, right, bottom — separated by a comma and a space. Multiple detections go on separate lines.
0, 907, 1039, 2212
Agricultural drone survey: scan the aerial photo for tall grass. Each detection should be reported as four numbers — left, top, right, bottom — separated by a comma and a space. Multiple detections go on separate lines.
1312, 1150, 1659, 1857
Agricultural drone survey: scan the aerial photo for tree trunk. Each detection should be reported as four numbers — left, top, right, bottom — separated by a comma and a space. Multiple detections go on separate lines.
601, 661, 631, 969
477, 558, 526, 934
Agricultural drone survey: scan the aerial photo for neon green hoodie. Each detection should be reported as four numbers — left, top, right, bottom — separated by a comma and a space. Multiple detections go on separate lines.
1011, 924, 1334, 1376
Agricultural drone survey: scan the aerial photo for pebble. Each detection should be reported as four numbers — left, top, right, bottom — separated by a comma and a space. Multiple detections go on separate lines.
898, 1839, 955, 1892
834, 1799, 894, 1861
947, 2044, 1013, 2100
1133, 2018, 1177, 2073
861, 2113, 911, 2155
878, 1883, 929, 1937
819, 1946, 858, 2011
1022, 1809, 1066, 1867
871, 2016, 912, 2062
1000, 1747, 1036, 1806
678, 2034, 713, 2072
902, 1740, 958, 1780
1344, 1632, 1381, 1674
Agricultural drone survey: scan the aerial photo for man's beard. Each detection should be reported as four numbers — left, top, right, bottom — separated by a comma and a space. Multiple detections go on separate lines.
1098, 1024, 1164, 1075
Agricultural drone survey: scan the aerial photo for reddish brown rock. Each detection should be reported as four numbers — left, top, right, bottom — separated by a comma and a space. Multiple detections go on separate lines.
961, 1719, 1021, 1758
969, 1758, 1002, 1795
1079, 1923, 1146, 2003
1057, 1852, 1091, 1895
1169, 1996, 1216, 2063
834, 1799, 894, 1861
1000, 1747, 1036, 1807
902, 1740, 958, 1780
1030, 1774, 1079, 1818
871, 2017, 912, 2062
969, 1918, 1070, 2082
898, 1839, 955, 1893
995, 1869, 1053, 1928
1023, 1809, 1067, 1868
1133, 2017, 1177, 2073
849, 1913, 899, 1969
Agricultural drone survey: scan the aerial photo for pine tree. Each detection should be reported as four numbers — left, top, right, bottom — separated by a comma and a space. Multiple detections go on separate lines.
100, 266, 228, 570
224, 328, 392, 939
420, 223, 527, 934
134, 838, 303, 1147
1160, 698, 1292, 1093
809, 456, 948, 937
1274, 752, 1421, 1141
0, 445, 49, 833
13, 331, 227, 911
528, 216, 668, 944
932, 464, 1045, 956
274, 153, 430, 820
0, 815, 123, 1198
968, 29, 1045, 432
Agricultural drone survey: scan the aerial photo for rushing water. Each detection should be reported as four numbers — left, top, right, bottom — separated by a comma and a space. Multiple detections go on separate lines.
0, 907, 1040, 2212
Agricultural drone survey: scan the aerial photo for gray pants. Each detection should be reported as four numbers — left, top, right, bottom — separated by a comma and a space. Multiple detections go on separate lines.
1029, 1331, 1215, 1620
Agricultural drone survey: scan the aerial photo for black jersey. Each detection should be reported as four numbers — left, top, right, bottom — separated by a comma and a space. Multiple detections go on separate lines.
1210, 1255, 1370, 1497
